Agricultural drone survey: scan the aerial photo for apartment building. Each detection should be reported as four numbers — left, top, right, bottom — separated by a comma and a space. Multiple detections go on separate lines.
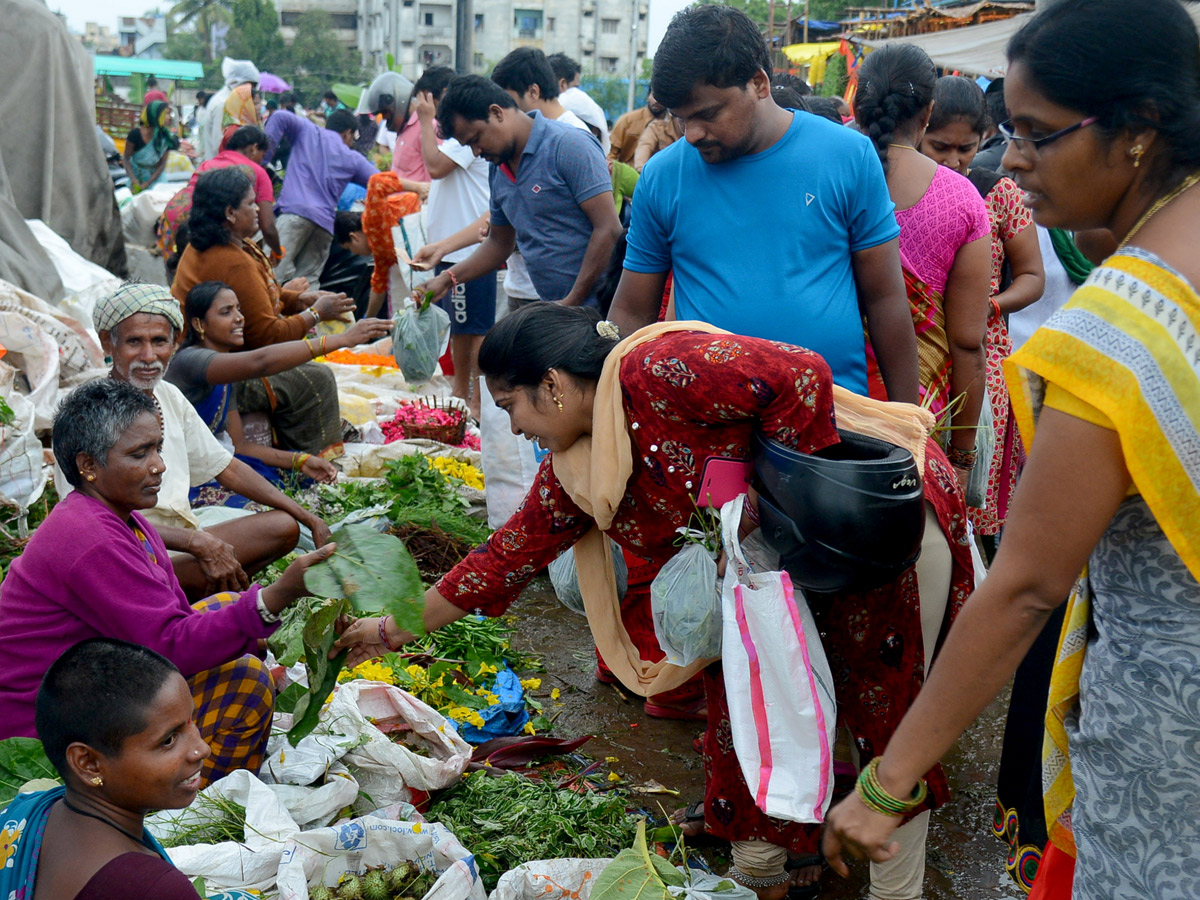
471, 0, 648, 78
274, 0, 647, 85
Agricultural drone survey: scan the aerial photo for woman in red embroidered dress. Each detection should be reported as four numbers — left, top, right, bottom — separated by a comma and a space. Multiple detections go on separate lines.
334, 305, 973, 900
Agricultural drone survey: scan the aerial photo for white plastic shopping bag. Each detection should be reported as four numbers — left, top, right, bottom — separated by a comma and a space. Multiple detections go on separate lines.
718, 496, 836, 824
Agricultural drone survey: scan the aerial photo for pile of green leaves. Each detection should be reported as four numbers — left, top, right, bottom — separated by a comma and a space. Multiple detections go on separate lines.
0, 485, 58, 576
412, 615, 541, 673
428, 772, 638, 889
0, 394, 14, 428
295, 455, 489, 549
384, 455, 490, 547
270, 524, 425, 744
0, 737, 59, 806
156, 793, 248, 848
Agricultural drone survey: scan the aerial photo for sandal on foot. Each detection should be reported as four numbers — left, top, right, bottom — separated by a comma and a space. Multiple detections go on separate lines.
644, 698, 707, 721
784, 853, 825, 900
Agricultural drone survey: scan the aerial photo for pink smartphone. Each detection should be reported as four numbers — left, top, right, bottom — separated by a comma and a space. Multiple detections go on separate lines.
696, 457, 753, 508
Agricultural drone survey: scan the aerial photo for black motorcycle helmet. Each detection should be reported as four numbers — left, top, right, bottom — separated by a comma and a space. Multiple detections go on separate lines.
752, 430, 925, 594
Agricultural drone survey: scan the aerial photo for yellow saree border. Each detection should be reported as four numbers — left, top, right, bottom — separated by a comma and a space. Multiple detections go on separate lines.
1003, 250, 1200, 858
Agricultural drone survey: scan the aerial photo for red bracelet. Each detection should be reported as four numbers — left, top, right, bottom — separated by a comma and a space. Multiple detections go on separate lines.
446, 269, 459, 291
378, 615, 398, 652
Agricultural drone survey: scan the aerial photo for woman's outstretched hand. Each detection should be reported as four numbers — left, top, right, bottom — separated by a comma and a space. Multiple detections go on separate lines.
821, 793, 903, 877
330, 615, 399, 666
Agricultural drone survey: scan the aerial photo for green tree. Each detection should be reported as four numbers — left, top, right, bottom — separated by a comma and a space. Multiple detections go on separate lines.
818, 51, 847, 96
170, 0, 231, 61
285, 10, 366, 100
223, 0, 287, 72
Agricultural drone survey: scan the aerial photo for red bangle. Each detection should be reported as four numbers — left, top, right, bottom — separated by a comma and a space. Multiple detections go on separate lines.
989, 297, 1002, 319
745, 498, 760, 525
446, 269, 459, 291
378, 615, 398, 652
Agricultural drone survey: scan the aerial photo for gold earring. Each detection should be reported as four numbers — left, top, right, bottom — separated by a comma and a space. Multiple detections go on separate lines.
91, 776, 103, 786
554, 395, 564, 413
1131, 143, 1145, 168
86, 474, 96, 482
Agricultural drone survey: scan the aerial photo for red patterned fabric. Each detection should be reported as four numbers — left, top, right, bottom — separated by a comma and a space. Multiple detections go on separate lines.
701, 441, 973, 854
436, 331, 973, 851
970, 177, 1031, 536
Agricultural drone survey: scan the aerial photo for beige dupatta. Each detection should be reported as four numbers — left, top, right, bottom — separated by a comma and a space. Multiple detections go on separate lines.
554, 322, 935, 697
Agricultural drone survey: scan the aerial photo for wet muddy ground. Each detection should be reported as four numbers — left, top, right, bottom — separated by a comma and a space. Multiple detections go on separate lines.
508, 577, 1023, 900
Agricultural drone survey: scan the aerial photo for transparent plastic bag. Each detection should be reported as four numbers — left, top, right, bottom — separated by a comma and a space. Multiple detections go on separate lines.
392, 295, 450, 384
549, 540, 628, 615
650, 542, 721, 666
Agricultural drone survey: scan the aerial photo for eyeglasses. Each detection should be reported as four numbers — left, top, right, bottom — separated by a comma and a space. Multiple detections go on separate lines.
998, 116, 1098, 156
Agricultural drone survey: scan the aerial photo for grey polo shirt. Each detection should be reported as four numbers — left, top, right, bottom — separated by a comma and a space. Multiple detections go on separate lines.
489, 110, 611, 305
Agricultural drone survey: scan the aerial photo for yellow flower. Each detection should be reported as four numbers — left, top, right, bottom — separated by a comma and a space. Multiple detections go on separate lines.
608, 772, 621, 783
352, 660, 396, 684
605, 756, 619, 763
404, 664, 430, 691
523, 721, 536, 735
520, 678, 542, 691
477, 661, 500, 677
447, 706, 487, 728
429, 456, 485, 490
412, 822, 423, 834
550, 688, 561, 700
0, 820, 26, 866
476, 689, 501, 706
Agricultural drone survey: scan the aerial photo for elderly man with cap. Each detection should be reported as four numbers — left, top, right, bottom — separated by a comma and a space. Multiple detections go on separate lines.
58, 283, 333, 601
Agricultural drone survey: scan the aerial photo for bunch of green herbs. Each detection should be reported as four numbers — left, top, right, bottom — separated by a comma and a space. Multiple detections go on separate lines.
157, 793, 248, 848
427, 772, 638, 889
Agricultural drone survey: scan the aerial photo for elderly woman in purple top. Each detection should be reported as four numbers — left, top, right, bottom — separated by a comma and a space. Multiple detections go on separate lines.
0, 380, 333, 788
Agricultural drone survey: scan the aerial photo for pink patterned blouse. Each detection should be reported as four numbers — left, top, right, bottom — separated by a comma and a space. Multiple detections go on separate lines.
895, 165, 990, 293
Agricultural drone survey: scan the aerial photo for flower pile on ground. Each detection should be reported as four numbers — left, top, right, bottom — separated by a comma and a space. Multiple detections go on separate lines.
321, 348, 399, 369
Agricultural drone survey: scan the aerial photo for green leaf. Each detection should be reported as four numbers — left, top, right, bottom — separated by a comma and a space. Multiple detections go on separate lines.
192, 877, 207, 898
303, 524, 426, 638
288, 648, 348, 745
591, 820, 683, 900
0, 737, 60, 806
267, 596, 317, 666
274, 680, 308, 715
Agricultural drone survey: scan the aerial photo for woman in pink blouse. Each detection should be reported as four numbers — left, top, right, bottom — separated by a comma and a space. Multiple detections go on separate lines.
855, 45, 992, 494
336, 304, 975, 900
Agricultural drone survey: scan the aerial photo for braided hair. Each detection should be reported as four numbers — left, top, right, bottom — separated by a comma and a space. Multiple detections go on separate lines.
854, 44, 937, 175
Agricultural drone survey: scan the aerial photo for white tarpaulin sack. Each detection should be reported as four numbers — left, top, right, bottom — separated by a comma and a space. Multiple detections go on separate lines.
276, 817, 486, 900
718, 495, 836, 824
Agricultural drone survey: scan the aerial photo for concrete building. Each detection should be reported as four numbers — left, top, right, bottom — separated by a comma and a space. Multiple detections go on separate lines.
117, 14, 167, 58
275, 0, 459, 75
272, 0, 647, 85
81, 22, 121, 53
471, 0, 648, 79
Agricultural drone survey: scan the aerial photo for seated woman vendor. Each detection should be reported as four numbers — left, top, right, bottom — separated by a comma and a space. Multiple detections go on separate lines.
0, 379, 333, 786
335, 305, 974, 900
170, 167, 356, 459
167, 280, 391, 502
0, 639, 208, 900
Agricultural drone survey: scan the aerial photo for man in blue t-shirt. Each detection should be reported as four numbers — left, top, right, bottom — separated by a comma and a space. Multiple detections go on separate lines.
419, 75, 622, 308
611, 6, 918, 401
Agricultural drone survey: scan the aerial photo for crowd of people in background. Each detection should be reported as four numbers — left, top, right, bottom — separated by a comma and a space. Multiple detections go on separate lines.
4, 0, 1199, 896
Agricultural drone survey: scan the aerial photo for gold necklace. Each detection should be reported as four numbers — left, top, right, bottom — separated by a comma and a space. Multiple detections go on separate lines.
1120, 168, 1200, 248
888, 143, 918, 151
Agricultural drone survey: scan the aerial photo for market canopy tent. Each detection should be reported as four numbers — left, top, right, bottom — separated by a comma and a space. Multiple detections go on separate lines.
859, 13, 1029, 77
860, 5, 1200, 78
91, 56, 205, 81
781, 42, 844, 85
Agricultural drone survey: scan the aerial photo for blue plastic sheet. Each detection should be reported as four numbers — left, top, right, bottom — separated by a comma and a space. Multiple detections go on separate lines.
451, 667, 530, 744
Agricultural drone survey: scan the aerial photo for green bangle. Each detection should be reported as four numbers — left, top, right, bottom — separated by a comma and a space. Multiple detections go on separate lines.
855, 758, 928, 817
